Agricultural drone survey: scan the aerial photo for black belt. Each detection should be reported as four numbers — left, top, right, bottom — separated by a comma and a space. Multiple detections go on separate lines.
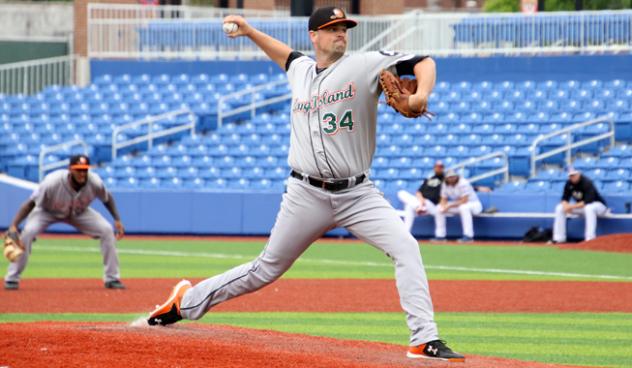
290, 170, 366, 192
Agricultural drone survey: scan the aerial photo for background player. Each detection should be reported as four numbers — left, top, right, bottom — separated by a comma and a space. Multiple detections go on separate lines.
397, 160, 445, 234
4, 154, 125, 290
552, 167, 608, 243
147, 7, 464, 362
434, 170, 482, 243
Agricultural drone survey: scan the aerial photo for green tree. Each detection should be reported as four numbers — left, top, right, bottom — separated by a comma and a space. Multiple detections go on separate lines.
483, 0, 520, 12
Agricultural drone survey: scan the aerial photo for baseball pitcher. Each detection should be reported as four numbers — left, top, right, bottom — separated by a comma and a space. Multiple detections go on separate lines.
148, 7, 463, 361
3, 154, 125, 290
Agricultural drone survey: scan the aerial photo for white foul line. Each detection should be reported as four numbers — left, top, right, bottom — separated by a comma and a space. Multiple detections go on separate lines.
38, 245, 632, 281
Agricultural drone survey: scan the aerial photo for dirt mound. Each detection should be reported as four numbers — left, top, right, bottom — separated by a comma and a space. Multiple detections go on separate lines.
560, 233, 632, 253
0, 322, 583, 368
2, 279, 632, 314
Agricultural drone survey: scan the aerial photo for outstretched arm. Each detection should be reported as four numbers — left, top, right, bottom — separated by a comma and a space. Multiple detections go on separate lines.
224, 15, 293, 70
9, 199, 36, 232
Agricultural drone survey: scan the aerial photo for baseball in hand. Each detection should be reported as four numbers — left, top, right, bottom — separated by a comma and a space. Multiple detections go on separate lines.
223, 22, 238, 34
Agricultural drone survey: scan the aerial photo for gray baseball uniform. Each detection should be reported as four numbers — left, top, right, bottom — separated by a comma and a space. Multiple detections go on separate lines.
180, 51, 439, 345
4, 169, 121, 283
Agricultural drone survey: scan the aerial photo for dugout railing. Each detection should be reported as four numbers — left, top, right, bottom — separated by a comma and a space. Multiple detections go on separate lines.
111, 108, 197, 160
529, 116, 615, 178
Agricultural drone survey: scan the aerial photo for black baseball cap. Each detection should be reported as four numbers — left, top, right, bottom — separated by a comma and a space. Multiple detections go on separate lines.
69, 154, 92, 170
308, 7, 358, 32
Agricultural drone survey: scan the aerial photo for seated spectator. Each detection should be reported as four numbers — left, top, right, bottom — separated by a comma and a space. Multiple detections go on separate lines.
552, 168, 608, 243
397, 161, 445, 233
434, 170, 483, 243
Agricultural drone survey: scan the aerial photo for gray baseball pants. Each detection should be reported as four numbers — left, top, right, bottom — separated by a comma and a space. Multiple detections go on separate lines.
180, 177, 439, 346
4, 207, 121, 283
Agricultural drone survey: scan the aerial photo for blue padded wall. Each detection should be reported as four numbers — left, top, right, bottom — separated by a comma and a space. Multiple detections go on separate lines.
1, 178, 630, 239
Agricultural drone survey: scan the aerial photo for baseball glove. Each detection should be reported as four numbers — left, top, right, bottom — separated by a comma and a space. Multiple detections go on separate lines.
3, 230, 24, 263
379, 70, 433, 119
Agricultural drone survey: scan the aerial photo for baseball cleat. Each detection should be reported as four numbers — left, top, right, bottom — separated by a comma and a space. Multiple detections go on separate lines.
407, 340, 465, 362
104, 279, 126, 289
147, 279, 192, 326
457, 236, 474, 243
4, 281, 19, 290
429, 237, 447, 243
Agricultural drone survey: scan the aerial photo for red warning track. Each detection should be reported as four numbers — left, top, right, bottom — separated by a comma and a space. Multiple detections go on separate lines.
0, 322, 586, 368
2, 278, 632, 313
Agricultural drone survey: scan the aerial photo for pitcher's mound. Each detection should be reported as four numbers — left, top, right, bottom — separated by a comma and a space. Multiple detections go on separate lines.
2, 322, 581, 368
560, 233, 632, 253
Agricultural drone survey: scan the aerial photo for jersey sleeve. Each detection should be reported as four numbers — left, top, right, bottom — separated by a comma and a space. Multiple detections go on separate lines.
561, 182, 572, 201
29, 186, 44, 205
362, 51, 422, 95
581, 179, 598, 203
286, 54, 315, 91
440, 183, 447, 199
459, 179, 476, 199
30, 176, 52, 206
90, 173, 111, 203
417, 179, 426, 193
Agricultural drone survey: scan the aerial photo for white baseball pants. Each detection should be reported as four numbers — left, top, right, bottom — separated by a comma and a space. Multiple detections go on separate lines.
553, 202, 607, 242
180, 178, 439, 346
5, 207, 121, 283
397, 190, 439, 235
433, 201, 483, 238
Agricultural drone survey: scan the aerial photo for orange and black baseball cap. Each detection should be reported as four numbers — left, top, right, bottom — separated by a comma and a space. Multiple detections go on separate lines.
69, 154, 92, 170
308, 7, 358, 32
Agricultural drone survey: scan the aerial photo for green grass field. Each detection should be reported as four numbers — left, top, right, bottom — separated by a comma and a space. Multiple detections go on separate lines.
2, 237, 632, 367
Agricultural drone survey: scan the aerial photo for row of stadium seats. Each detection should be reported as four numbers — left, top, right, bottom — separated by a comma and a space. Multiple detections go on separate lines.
1, 73, 632, 192
452, 14, 632, 46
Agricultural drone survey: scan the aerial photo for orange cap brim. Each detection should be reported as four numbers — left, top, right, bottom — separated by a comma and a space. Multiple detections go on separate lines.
70, 164, 91, 170
317, 18, 358, 30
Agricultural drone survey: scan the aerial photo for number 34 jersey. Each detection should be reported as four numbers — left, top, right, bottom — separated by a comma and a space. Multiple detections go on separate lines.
286, 51, 418, 180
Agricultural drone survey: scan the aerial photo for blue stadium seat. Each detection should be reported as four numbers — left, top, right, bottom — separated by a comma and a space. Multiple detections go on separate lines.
603, 180, 630, 193
524, 180, 550, 192
496, 181, 526, 193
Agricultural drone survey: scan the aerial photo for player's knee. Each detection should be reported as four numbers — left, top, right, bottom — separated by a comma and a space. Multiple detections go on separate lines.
20, 225, 40, 243
458, 204, 470, 214
584, 204, 596, 216
98, 226, 116, 241
555, 204, 564, 214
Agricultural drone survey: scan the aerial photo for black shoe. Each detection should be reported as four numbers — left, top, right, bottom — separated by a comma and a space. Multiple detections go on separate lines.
4, 281, 19, 290
407, 339, 465, 362
147, 280, 192, 326
104, 280, 126, 289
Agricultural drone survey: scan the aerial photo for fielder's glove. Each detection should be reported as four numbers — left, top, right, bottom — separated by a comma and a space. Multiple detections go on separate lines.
3, 230, 24, 262
379, 70, 434, 119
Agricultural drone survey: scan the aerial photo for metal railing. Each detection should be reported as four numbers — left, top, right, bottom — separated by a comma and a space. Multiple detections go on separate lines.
449, 151, 510, 185
111, 108, 196, 160
87, 6, 632, 59
39, 139, 90, 181
529, 116, 615, 177
217, 79, 291, 128
0, 55, 81, 95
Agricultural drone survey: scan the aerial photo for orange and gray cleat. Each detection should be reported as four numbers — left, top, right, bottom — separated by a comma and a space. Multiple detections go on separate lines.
147, 279, 192, 326
407, 340, 465, 362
